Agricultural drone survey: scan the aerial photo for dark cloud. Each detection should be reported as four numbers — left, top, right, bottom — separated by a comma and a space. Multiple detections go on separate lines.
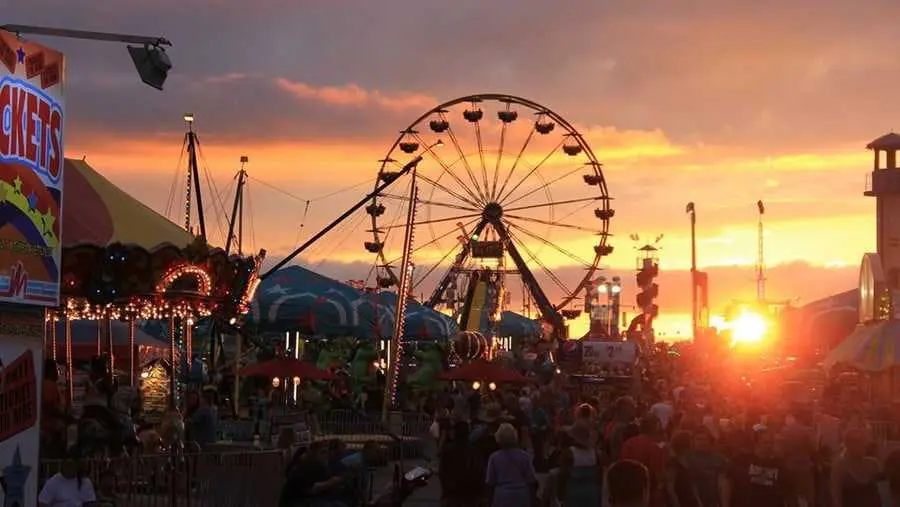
261, 252, 858, 316
64, 75, 425, 145
8, 0, 900, 150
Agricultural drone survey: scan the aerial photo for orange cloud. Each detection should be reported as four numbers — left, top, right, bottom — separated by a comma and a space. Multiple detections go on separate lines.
274, 79, 437, 111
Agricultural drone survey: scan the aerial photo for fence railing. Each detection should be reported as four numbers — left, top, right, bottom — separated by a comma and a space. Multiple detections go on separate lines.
318, 410, 431, 438
215, 409, 432, 459
41, 451, 285, 507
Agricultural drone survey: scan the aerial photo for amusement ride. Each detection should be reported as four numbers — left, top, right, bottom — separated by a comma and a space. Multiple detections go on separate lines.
365, 94, 615, 348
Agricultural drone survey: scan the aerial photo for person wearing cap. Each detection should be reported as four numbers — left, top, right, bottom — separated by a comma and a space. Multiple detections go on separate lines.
556, 420, 602, 506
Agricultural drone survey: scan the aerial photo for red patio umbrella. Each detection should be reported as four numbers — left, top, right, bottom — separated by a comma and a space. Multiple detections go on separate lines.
439, 360, 528, 383
238, 357, 338, 380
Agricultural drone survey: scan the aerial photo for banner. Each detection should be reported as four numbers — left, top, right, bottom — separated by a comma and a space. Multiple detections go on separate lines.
0, 30, 65, 306
582, 340, 637, 364
0, 306, 44, 507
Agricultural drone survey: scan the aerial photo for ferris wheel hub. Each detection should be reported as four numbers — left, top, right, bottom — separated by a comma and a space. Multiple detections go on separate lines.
482, 202, 503, 222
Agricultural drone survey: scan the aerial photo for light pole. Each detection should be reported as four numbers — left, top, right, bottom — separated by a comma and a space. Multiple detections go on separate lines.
686, 202, 697, 342
596, 276, 622, 338
756, 200, 766, 304
1, 24, 172, 89
381, 140, 443, 422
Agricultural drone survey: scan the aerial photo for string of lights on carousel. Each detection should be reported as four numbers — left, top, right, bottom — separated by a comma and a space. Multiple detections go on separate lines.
46, 258, 262, 405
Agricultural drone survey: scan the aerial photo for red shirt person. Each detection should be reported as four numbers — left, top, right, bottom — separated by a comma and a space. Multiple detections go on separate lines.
620, 415, 667, 507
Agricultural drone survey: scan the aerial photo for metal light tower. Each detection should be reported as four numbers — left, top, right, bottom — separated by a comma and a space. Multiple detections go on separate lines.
180, 113, 207, 239
630, 234, 662, 344
756, 200, 766, 303
225, 156, 249, 256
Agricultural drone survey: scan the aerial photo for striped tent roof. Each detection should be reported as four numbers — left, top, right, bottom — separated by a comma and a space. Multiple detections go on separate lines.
62, 159, 194, 249
822, 320, 900, 372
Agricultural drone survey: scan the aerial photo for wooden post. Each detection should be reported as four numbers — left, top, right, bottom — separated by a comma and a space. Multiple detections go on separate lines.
64, 312, 73, 405
96, 319, 102, 356
104, 316, 114, 372
129, 319, 136, 386
234, 331, 241, 418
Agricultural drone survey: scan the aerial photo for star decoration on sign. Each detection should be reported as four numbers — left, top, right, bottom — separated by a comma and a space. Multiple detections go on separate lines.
27, 191, 37, 210
266, 284, 289, 295
12, 176, 22, 194
41, 211, 56, 236
15, 47, 25, 63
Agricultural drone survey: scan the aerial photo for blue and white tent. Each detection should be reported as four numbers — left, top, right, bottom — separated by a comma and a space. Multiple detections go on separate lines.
246, 266, 457, 340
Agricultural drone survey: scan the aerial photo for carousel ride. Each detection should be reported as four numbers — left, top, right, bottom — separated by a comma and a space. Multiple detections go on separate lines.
41, 119, 265, 457
365, 94, 615, 361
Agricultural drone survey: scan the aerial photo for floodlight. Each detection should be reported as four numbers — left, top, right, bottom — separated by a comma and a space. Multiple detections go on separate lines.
128, 44, 172, 90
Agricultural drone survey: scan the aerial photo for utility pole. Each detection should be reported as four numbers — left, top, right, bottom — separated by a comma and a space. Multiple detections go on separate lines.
686, 202, 698, 341
756, 200, 766, 303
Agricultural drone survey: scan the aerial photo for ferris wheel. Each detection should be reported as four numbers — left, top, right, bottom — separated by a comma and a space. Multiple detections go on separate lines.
365, 94, 614, 335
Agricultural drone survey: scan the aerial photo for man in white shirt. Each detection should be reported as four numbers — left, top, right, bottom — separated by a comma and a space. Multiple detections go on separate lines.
649, 395, 674, 431
38, 457, 96, 507
815, 405, 842, 457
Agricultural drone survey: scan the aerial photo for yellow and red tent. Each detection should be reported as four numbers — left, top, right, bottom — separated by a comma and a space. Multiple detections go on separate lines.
62, 159, 194, 249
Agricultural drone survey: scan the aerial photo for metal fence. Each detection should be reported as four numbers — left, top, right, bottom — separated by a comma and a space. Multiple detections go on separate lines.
318, 410, 431, 438
871, 420, 899, 443
317, 410, 433, 460
216, 409, 433, 459
41, 451, 284, 507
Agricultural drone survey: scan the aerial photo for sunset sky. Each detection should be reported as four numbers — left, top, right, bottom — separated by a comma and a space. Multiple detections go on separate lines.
11, 0, 898, 338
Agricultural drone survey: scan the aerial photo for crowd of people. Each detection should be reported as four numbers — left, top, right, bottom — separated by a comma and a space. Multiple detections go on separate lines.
428, 376, 900, 507
36, 350, 900, 507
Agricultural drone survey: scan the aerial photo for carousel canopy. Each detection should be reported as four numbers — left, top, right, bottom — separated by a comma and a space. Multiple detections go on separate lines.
248, 265, 458, 340
62, 159, 194, 249
822, 320, 900, 372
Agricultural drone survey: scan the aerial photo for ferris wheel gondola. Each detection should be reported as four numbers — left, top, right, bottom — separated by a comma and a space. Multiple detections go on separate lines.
367, 94, 614, 338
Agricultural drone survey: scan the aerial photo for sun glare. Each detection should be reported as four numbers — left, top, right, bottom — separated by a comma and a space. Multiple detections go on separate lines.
729, 309, 769, 345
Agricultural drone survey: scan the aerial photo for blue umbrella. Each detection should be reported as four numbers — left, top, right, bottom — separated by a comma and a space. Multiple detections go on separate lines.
247, 266, 457, 340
